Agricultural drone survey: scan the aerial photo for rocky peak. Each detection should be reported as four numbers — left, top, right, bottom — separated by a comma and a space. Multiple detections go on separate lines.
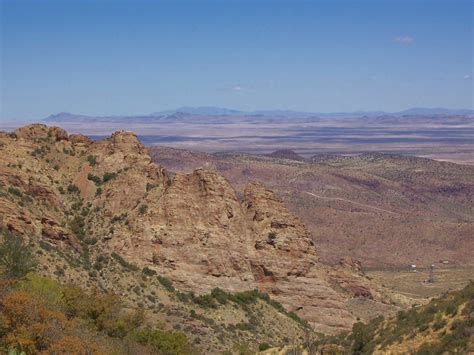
244, 181, 314, 250
48, 127, 69, 141
13, 124, 48, 140
0, 124, 395, 335
13, 124, 68, 142
109, 130, 145, 155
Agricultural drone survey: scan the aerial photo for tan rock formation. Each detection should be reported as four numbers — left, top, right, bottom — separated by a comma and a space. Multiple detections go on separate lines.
0, 124, 397, 334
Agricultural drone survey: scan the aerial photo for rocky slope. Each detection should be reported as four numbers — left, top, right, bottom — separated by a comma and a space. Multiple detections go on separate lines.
259, 282, 474, 354
319, 281, 474, 354
0, 124, 404, 346
149, 146, 474, 268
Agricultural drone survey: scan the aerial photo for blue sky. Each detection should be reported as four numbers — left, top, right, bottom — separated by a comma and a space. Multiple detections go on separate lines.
1, 0, 472, 120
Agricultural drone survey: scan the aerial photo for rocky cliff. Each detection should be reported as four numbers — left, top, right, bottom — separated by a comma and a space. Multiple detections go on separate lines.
0, 124, 400, 336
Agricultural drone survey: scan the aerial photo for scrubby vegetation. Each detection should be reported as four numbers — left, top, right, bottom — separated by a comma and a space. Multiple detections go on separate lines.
146, 183, 157, 191
0, 232, 303, 354
103, 171, 118, 183
69, 214, 86, 239
176, 287, 310, 329
87, 173, 102, 185
0, 230, 37, 278
313, 282, 474, 354
142, 267, 157, 276
267, 231, 277, 240
67, 183, 80, 194
0, 274, 196, 354
0, 233, 196, 354
86, 155, 97, 166
7, 187, 22, 198
132, 327, 195, 354
138, 204, 148, 215
111, 252, 139, 272
157, 275, 175, 292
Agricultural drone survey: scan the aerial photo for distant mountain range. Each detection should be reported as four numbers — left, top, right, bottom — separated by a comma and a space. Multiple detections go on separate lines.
144, 106, 474, 118
44, 106, 474, 122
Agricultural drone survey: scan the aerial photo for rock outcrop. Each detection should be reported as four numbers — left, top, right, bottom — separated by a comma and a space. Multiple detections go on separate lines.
0, 124, 394, 334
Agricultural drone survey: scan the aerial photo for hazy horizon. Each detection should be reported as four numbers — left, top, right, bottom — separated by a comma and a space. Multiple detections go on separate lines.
1, 0, 473, 121
0, 105, 473, 124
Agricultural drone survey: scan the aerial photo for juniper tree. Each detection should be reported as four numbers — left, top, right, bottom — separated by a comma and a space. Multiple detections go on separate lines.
0, 230, 37, 278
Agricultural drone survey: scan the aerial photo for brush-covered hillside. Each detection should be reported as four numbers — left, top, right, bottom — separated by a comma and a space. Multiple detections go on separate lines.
307, 281, 474, 354
0, 124, 408, 353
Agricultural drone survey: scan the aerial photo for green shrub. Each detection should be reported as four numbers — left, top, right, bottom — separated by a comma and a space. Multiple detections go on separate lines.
69, 215, 85, 239
87, 155, 97, 166
146, 183, 156, 192
211, 287, 228, 305
84, 237, 98, 245
0, 230, 37, 278
192, 294, 216, 308
418, 323, 429, 332
432, 318, 447, 331
54, 265, 65, 277
93, 255, 109, 271
111, 213, 127, 223
259, 342, 271, 351
103, 172, 117, 183
67, 184, 80, 194
228, 289, 259, 305
157, 275, 174, 292
19, 273, 63, 305
235, 322, 254, 332
71, 200, 83, 211
176, 292, 190, 303
351, 321, 376, 354
426, 304, 437, 314
7, 187, 22, 197
146, 294, 156, 303
288, 311, 310, 328
81, 207, 90, 217
142, 267, 157, 276
31, 145, 49, 157
260, 293, 286, 313
416, 342, 441, 355
445, 303, 457, 316
87, 173, 102, 185
138, 204, 148, 215
132, 327, 194, 354
111, 252, 139, 272
397, 310, 407, 321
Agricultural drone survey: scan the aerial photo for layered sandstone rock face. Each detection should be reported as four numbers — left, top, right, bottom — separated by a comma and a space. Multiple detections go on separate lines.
242, 182, 355, 332
0, 124, 388, 333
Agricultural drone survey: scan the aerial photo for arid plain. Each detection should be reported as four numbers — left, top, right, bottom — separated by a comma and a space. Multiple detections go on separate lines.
34, 111, 474, 165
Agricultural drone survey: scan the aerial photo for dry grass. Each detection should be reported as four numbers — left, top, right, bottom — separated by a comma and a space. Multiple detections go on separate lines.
366, 265, 474, 299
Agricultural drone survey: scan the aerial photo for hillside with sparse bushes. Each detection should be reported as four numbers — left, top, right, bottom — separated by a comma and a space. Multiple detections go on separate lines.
1, 124, 400, 353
